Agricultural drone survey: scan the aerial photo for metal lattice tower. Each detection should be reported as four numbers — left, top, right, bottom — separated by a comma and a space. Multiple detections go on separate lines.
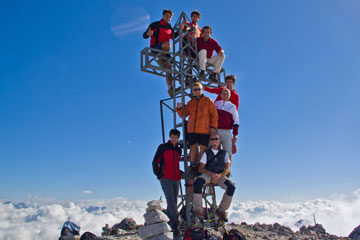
140, 11, 226, 227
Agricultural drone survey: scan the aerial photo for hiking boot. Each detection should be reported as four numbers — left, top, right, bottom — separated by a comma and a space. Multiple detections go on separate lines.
199, 70, 206, 80
215, 208, 228, 222
173, 228, 181, 239
168, 87, 174, 98
209, 72, 219, 82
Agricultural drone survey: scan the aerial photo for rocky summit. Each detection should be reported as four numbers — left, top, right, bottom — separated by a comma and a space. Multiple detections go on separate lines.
95, 220, 355, 240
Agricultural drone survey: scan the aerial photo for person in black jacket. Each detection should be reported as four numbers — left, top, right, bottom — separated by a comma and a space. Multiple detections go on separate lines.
152, 128, 182, 237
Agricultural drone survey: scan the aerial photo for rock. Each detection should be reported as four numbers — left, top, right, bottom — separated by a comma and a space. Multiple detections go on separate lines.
114, 218, 138, 231
145, 231, 172, 240
147, 200, 162, 208
312, 224, 326, 234
145, 200, 164, 212
146, 206, 163, 212
144, 210, 169, 225
300, 224, 326, 235
138, 222, 171, 239
102, 224, 111, 236
349, 224, 360, 240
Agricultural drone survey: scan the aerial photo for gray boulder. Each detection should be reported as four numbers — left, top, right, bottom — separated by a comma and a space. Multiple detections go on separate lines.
113, 218, 138, 231
138, 222, 171, 239
349, 224, 360, 240
145, 231, 172, 240
144, 210, 169, 225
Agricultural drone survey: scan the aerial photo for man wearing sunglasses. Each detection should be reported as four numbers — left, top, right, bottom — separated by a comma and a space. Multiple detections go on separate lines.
176, 82, 218, 164
192, 132, 235, 222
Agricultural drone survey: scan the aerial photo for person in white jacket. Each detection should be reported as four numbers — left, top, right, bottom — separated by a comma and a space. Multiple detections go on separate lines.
214, 88, 239, 162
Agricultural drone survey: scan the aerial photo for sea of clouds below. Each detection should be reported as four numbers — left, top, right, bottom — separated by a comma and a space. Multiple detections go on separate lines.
1, 189, 360, 240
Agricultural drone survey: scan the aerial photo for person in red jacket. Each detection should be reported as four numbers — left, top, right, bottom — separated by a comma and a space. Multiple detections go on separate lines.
204, 74, 239, 109
143, 9, 176, 97
152, 129, 182, 237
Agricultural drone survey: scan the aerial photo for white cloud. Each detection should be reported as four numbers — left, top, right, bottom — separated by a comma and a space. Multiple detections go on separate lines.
1, 189, 359, 239
111, 15, 149, 37
228, 189, 360, 236
83, 190, 93, 195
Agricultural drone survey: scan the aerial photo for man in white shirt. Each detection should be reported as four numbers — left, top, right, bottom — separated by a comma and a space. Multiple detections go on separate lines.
192, 132, 236, 222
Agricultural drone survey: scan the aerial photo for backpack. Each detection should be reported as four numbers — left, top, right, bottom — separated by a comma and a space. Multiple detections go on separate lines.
61, 221, 80, 235
223, 229, 246, 240
59, 221, 80, 240
183, 227, 209, 240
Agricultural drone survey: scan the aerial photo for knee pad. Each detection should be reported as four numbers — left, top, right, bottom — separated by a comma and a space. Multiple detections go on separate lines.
193, 178, 205, 194
224, 180, 235, 196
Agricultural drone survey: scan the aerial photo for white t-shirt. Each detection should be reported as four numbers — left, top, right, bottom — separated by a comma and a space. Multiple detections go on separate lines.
200, 148, 229, 164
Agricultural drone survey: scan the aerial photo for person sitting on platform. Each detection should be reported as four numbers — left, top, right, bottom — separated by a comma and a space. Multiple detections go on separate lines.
214, 88, 239, 162
193, 131, 235, 222
176, 82, 218, 164
181, 10, 202, 57
152, 129, 182, 238
181, 10, 202, 86
197, 26, 225, 82
204, 74, 239, 109
143, 9, 177, 97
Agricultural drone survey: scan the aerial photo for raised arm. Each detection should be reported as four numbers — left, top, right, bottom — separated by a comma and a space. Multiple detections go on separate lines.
203, 86, 223, 94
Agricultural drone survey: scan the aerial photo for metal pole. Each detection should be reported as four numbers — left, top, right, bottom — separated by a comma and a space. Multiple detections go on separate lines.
160, 100, 165, 144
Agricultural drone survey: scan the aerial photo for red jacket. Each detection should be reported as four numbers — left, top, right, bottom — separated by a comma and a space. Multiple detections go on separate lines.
214, 100, 239, 136
152, 141, 182, 180
143, 19, 174, 47
204, 87, 239, 109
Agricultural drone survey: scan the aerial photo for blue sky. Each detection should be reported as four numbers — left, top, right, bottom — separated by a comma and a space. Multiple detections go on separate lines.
1, 0, 359, 202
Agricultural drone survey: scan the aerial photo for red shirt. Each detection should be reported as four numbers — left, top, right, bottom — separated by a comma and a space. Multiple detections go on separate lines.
196, 37, 222, 58
204, 87, 239, 109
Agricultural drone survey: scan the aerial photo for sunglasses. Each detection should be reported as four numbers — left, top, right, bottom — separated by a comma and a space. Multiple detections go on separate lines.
210, 138, 219, 141
192, 88, 202, 91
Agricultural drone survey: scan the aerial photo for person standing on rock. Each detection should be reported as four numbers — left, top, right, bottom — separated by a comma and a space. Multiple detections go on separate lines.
192, 131, 235, 222
152, 129, 182, 237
